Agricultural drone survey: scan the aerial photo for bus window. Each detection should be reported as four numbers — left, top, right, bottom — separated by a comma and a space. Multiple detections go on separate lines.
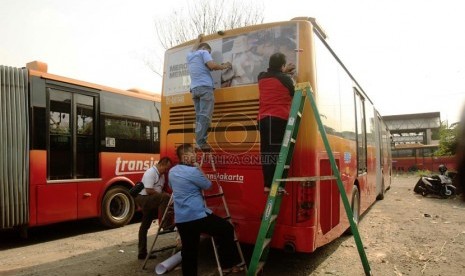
49, 89, 73, 179
100, 92, 159, 153
76, 94, 97, 178
48, 89, 98, 180
355, 90, 367, 174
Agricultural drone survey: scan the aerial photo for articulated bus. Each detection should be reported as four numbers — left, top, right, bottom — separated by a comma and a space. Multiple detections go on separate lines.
160, 17, 392, 253
0, 61, 161, 233
392, 144, 456, 173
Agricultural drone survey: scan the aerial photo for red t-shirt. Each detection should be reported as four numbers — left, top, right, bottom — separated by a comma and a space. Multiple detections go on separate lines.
257, 70, 295, 120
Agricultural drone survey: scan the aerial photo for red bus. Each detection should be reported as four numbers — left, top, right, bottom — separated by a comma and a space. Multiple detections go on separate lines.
0, 61, 161, 233
160, 17, 391, 253
392, 144, 456, 173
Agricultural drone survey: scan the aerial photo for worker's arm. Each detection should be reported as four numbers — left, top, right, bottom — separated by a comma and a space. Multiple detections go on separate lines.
144, 188, 157, 195
206, 61, 232, 71
192, 34, 203, 51
192, 164, 212, 191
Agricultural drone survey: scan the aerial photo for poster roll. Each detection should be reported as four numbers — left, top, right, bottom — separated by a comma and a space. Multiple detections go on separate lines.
155, 251, 182, 274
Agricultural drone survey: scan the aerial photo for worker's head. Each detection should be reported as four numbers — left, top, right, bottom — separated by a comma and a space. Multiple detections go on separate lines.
197, 43, 212, 53
268, 52, 287, 72
176, 143, 196, 165
156, 157, 172, 174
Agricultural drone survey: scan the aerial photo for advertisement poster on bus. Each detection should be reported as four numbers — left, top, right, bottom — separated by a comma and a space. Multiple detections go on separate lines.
163, 24, 298, 97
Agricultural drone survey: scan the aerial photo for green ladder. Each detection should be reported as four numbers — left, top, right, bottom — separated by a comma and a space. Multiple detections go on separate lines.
247, 83, 372, 276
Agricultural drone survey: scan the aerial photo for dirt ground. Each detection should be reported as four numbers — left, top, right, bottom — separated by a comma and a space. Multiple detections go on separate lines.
1, 176, 465, 276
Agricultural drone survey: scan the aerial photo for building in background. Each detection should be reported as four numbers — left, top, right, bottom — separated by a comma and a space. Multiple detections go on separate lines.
383, 112, 455, 173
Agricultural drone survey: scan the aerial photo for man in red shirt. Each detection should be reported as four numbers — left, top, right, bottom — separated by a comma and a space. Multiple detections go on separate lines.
257, 52, 296, 192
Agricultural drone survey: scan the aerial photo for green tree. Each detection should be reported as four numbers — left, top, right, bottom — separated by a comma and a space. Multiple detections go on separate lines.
435, 121, 458, 156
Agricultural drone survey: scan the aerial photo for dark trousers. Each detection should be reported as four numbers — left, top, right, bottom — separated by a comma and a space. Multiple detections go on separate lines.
176, 213, 240, 276
135, 193, 170, 256
259, 116, 288, 188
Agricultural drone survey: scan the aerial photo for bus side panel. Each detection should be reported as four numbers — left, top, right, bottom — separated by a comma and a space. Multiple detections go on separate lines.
318, 158, 340, 234
29, 150, 47, 226
30, 150, 78, 225
36, 184, 77, 224
77, 181, 101, 219
364, 145, 378, 211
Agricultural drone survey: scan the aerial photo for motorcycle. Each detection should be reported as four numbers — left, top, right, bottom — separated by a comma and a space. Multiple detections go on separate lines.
413, 165, 457, 198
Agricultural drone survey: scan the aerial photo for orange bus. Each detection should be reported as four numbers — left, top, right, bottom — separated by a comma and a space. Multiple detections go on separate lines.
160, 17, 392, 253
0, 61, 161, 233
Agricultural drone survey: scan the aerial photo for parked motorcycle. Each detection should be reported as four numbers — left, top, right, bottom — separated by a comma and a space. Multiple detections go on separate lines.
414, 164, 457, 198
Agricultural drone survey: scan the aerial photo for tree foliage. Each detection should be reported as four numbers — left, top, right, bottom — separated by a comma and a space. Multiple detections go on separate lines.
154, 0, 264, 50
435, 121, 458, 156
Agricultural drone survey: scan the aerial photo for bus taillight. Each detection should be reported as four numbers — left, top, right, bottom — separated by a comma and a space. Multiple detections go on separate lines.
296, 181, 315, 223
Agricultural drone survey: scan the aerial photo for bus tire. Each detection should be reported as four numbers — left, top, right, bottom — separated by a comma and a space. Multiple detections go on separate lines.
100, 186, 135, 228
345, 185, 360, 235
376, 179, 385, 200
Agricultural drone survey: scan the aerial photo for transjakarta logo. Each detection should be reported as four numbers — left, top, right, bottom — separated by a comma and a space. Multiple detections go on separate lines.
205, 173, 244, 184
115, 157, 157, 176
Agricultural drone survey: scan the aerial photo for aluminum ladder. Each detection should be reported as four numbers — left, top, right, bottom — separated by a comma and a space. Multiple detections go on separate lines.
141, 194, 178, 270
199, 150, 248, 275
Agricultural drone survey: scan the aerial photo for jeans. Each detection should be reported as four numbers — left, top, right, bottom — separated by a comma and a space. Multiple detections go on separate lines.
259, 116, 288, 188
191, 86, 214, 147
176, 213, 240, 276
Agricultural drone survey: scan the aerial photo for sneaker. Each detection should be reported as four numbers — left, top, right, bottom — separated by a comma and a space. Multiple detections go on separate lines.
195, 143, 212, 152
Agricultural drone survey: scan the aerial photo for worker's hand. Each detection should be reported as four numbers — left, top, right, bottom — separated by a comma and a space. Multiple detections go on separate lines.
284, 63, 296, 74
222, 62, 232, 70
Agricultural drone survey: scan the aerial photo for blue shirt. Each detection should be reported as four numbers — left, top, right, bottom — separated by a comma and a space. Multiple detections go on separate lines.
168, 164, 212, 223
187, 50, 214, 89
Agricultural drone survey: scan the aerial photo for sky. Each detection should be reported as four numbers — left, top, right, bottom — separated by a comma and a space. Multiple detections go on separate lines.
1, 0, 465, 124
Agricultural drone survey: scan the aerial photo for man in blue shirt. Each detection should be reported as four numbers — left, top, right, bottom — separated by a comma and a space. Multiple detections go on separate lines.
187, 34, 232, 151
169, 143, 242, 275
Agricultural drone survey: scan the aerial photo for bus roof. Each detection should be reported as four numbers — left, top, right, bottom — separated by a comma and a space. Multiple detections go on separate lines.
26, 61, 161, 102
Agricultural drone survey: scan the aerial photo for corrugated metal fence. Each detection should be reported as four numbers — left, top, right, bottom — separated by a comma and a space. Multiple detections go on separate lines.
0, 66, 29, 229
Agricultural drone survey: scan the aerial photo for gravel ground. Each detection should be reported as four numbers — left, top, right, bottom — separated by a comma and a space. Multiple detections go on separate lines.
1, 175, 464, 276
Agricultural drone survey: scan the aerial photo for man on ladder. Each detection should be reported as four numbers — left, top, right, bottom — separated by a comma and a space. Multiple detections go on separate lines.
257, 52, 296, 193
168, 143, 244, 275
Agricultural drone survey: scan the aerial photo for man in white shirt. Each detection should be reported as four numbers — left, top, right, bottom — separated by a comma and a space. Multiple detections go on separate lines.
135, 157, 172, 260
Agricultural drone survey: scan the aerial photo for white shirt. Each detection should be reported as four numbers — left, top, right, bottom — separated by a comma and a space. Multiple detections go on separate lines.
139, 166, 165, 195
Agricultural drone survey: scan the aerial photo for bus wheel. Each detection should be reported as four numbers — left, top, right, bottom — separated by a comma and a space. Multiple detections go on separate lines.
100, 186, 135, 228
345, 185, 360, 235
376, 179, 385, 200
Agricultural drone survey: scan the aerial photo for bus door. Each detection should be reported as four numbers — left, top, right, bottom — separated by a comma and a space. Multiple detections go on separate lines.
37, 88, 98, 224
375, 115, 383, 195
354, 89, 367, 200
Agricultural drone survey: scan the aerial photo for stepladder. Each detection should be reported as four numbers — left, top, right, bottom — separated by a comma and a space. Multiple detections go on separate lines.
143, 149, 248, 274
247, 83, 372, 276
141, 194, 179, 270
198, 150, 248, 275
